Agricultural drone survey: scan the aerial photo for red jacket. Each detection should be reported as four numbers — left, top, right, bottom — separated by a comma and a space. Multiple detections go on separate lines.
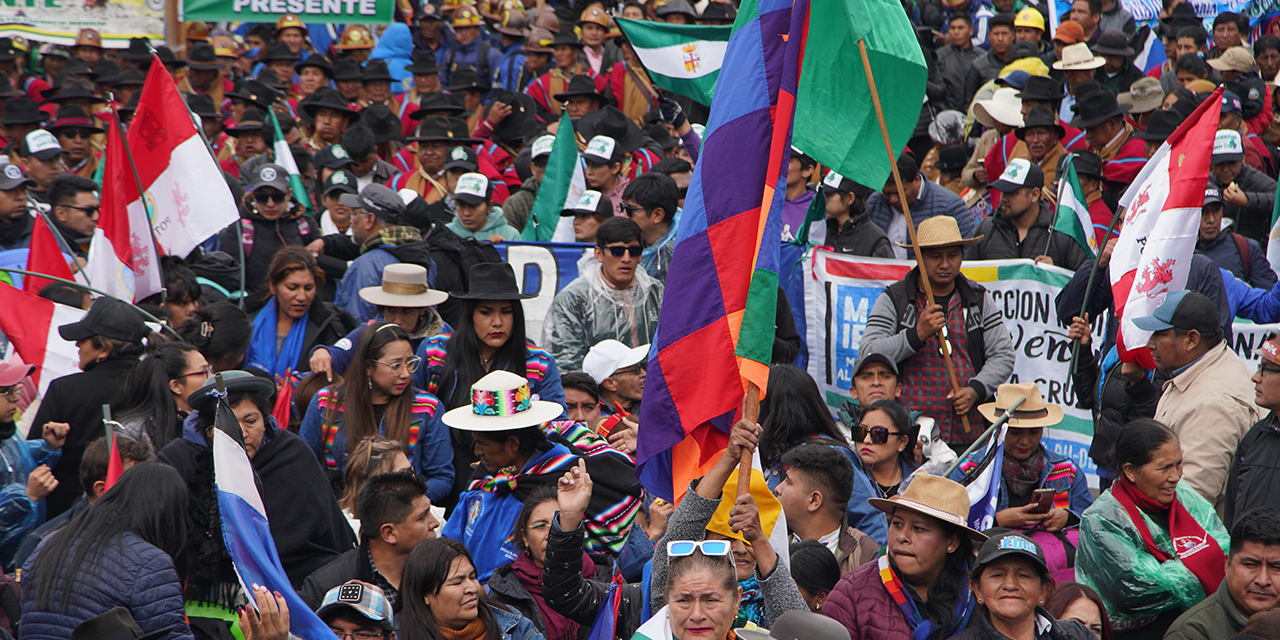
821, 561, 914, 640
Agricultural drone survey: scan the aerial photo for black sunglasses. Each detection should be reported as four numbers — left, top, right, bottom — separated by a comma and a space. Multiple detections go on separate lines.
606, 244, 643, 258
59, 129, 95, 140
854, 425, 905, 445
254, 191, 287, 204
62, 204, 99, 217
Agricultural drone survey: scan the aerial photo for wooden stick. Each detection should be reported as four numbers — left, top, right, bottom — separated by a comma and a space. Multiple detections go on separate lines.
858, 39, 971, 433
737, 381, 760, 497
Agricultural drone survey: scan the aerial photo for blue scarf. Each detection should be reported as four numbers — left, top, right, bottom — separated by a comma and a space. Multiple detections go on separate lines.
247, 297, 310, 378
734, 574, 765, 629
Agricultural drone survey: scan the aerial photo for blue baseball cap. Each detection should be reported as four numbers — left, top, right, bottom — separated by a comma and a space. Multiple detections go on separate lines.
1131, 289, 1220, 334
316, 581, 394, 632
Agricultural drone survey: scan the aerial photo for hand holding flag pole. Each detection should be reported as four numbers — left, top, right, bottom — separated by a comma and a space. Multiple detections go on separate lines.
942, 395, 1025, 480
857, 38, 971, 433
1066, 204, 1125, 380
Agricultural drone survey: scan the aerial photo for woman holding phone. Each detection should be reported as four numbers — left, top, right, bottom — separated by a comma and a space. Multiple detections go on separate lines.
947, 383, 1093, 531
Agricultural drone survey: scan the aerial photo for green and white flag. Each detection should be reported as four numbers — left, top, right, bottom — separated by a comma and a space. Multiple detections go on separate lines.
269, 109, 313, 212
615, 19, 731, 106
523, 110, 585, 242
1054, 157, 1097, 259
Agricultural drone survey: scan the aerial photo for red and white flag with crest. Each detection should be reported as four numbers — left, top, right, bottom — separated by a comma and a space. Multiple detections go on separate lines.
85, 110, 162, 302
1110, 87, 1222, 369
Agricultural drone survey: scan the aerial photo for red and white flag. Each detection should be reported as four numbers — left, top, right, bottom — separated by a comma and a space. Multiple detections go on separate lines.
1110, 88, 1222, 369
24, 215, 78, 295
126, 56, 238, 259
86, 115, 163, 302
0, 282, 86, 395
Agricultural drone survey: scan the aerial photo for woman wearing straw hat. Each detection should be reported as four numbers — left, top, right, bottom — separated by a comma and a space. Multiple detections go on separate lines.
310, 263, 451, 381
822, 473, 987, 640
948, 382, 1093, 533
439, 370, 641, 583
413, 262, 567, 509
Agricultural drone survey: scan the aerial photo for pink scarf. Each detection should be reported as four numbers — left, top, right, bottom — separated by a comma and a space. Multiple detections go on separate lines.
512, 551, 592, 640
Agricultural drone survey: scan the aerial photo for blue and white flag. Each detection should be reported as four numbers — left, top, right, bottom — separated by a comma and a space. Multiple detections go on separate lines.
962, 424, 1008, 532
213, 395, 332, 639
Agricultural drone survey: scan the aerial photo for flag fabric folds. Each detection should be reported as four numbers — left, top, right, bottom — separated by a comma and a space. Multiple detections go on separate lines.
212, 390, 332, 640
635, 0, 805, 503
128, 57, 239, 259
86, 115, 163, 302
1111, 88, 1222, 370
524, 110, 586, 242
615, 19, 732, 106
790, 0, 927, 192
0, 283, 85, 395
1268, 168, 1280, 281
269, 109, 314, 213
23, 215, 77, 295
958, 424, 1008, 532
1053, 158, 1098, 260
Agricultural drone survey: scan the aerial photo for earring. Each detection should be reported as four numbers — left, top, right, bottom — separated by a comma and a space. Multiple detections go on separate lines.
367, 376, 372, 389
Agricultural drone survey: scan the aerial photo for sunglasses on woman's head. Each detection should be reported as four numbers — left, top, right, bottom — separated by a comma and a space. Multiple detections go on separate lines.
668, 540, 732, 557
606, 244, 643, 258
854, 425, 904, 444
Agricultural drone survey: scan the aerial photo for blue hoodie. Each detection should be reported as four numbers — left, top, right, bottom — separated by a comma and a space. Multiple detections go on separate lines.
371, 23, 415, 95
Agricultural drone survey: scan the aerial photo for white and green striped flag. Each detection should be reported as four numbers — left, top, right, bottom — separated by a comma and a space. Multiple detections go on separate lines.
269, 109, 313, 212
1054, 158, 1097, 260
615, 19, 731, 106
524, 110, 585, 242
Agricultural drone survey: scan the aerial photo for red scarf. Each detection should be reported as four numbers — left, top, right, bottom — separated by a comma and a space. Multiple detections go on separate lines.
512, 551, 591, 640
1111, 476, 1224, 594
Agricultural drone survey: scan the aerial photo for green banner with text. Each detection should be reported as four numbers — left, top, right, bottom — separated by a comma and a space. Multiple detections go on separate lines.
182, 0, 394, 23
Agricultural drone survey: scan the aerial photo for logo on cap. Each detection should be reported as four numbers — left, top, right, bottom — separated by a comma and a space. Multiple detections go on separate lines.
1000, 159, 1029, 184
338, 583, 363, 602
3, 164, 22, 180
1214, 130, 1242, 154
456, 173, 488, 197
577, 190, 602, 210
586, 135, 616, 160
822, 170, 844, 189
260, 167, 278, 182
26, 130, 61, 154
331, 172, 349, 185
451, 147, 468, 161
532, 135, 555, 158
333, 145, 349, 159
998, 535, 1039, 554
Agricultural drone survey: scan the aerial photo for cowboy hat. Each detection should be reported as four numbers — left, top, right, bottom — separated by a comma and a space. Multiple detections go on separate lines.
977, 382, 1064, 428
442, 370, 565, 431
295, 53, 334, 78
407, 116, 477, 144
973, 87, 1024, 129
868, 473, 988, 541
894, 216, 982, 249
48, 104, 105, 135
360, 263, 449, 308
1052, 43, 1105, 71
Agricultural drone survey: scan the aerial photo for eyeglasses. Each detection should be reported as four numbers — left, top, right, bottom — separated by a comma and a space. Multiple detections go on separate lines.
61, 204, 99, 217
59, 130, 95, 140
620, 203, 644, 216
254, 191, 287, 204
0, 386, 20, 401
614, 363, 645, 376
854, 425, 905, 444
526, 522, 550, 532
606, 245, 643, 258
328, 630, 384, 640
371, 356, 422, 373
176, 366, 213, 379
1260, 363, 1280, 376
668, 540, 732, 557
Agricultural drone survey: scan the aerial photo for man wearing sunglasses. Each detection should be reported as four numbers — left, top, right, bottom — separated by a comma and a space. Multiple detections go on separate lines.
545, 217, 664, 371
48, 105, 103, 180
623, 172, 678, 284
583, 339, 649, 417
1228, 333, 1280, 528
48, 174, 99, 259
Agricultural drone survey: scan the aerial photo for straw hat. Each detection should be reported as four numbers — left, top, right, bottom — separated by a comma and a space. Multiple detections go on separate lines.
1052, 43, 1105, 71
895, 216, 982, 249
442, 370, 565, 431
868, 473, 987, 541
974, 87, 1024, 129
977, 382, 1064, 428
359, 264, 449, 309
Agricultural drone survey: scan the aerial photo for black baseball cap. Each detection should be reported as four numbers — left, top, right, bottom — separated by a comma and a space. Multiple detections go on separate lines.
0, 163, 35, 190
315, 144, 358, 170
1132, 289, 1220, 334
58, 297, 149, 343
974, 531, 1049, 574
340, 184, 405, 222
322, 169, 358, 197
249, 163, 291, 192
853, 350, 899, 377
443, 145, 479, 172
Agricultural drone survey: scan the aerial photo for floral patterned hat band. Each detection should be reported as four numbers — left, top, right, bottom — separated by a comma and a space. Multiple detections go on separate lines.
442, 370, 565, 432
472, 381, 533, 417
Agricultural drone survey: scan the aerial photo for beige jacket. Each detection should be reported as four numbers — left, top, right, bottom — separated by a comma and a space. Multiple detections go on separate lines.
1154, 342, 1262, 510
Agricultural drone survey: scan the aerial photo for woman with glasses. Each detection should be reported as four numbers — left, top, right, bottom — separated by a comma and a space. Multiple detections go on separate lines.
855, 399, 920, 499
245, 246, 358, 380
414, 262, 567, 510
301, 321, 454, 501
159, 370, 353, 634
400, 538, 543, 640
116, 342, 210, 454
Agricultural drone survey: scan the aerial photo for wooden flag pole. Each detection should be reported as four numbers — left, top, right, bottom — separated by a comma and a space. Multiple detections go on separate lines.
858, 39, 971, 433
736, 382, 760, 497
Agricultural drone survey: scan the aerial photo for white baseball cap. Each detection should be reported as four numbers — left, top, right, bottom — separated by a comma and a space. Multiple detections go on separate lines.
582, 339, 650, 384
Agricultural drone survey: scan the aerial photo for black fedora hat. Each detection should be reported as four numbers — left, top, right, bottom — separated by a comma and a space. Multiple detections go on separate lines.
577, 106, 646, 154
935, 145, 968, 173
114, 66, 146, 87
0, 73, 21, 99
553, 74, 607, 104
225, 108, 268, 136
362, 59, 394, 83
483, 91, 538, 141
451, 262, 537, 299
0, 98, 48, 125
361, 103, 402, 144
409, 90, 466, 119
64, 57, 100, 82
406, 50, 440, 75
187, 93, 221, 119
41, 79, 106, 105
1016, 106, 1065, 140
117, 90, 141, 121
550, 29, 584, 48
149, 46, 187, 69
262, 41, 300, 63
227, 78, 283, 111
1161, 2, 1200, 31
1091, 30, 1133, 57
72, 607, 166, 640
407, 116, 477, 144
49, 104, 105, 134
446, 65, 491, 92
1070, 90, 1130, 128
93, 60, 123, 85
187, 43, 226, 71
1069, 149, 1105, 179
1134, 108, 1184, 141
1017, 75, 1064, 103
700, 1, 737, 20
644, 122, 679, 150
332, 58, 363, 81
302, 88, 360, 120
295, 53, 334, 78
120, 37, 152, 62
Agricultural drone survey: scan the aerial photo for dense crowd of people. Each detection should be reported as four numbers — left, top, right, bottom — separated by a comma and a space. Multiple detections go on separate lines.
6, 1, 1280, 640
